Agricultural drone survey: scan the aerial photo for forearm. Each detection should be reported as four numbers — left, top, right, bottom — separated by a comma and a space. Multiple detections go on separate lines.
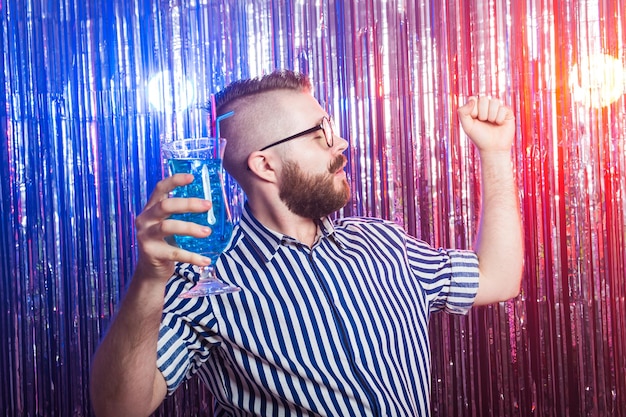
90, 265, 169, 416
473, 151, 524, 304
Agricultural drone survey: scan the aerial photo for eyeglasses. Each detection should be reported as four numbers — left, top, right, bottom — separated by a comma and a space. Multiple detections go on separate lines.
259, 116, 336, 151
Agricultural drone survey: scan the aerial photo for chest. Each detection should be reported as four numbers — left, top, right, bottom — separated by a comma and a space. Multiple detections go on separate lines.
213, 242, 430, 364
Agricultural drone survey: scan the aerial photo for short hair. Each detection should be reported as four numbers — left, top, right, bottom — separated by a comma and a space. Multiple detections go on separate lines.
215, 70, 312, 115
212, 70, 314, 187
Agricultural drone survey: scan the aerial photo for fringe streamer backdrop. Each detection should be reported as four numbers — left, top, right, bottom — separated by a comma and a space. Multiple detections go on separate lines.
1, 0, 625, 416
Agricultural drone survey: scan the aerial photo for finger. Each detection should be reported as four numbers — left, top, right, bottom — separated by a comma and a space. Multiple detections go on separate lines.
135, 197, 211, 235
457, 96, 477, 117
495, 106, 511, 124
470, 96, 479, 118
137, 219, 213, 265
144, 174, 194, 210
173, 250, 213, 268
457, 97, 477, 135
168, 247, 213, 267
487, 99, 502, 122
476, 96, 490, 120
154, 197, 212, 219
140, 238, 212, 267
159, 218, 212, 240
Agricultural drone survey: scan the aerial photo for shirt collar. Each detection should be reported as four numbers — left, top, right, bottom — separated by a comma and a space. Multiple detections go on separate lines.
237, 202, 345, 263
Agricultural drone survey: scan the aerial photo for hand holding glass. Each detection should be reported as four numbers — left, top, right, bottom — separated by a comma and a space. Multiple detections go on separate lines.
162, 137, 240, 297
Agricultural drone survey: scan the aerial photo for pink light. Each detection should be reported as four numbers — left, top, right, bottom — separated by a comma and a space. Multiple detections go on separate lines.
569, 54, 625, 108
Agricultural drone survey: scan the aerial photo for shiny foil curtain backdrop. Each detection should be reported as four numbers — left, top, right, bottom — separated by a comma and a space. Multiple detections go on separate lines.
1, 0, 625, 416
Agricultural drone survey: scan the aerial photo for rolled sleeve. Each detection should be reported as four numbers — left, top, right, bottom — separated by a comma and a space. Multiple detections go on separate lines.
157, 323, 194, 394
444, 249, 480, 314
156, 265, 220, 395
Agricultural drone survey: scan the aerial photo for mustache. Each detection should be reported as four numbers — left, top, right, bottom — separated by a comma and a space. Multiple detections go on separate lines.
328, 154, 347, 173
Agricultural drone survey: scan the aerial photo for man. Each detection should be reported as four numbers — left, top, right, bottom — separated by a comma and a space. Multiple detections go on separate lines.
90, 70, 523, 416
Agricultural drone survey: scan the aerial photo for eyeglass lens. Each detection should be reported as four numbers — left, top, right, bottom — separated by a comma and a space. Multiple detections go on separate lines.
323, 117, 335, 148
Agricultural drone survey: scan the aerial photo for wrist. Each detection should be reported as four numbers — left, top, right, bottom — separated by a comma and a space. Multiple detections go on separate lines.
125, 260, 175, 304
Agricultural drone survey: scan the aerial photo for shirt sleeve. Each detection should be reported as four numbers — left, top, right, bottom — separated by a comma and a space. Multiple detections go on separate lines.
437, 249, 480, 314
156, 263, 220, 394
406, 238, 480, 314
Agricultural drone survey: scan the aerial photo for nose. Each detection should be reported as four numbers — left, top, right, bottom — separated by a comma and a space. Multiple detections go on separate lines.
334, 134, 349, 153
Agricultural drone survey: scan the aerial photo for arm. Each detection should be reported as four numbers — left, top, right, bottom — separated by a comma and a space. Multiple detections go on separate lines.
457, 97, 524, 305
90, 174, 213, 417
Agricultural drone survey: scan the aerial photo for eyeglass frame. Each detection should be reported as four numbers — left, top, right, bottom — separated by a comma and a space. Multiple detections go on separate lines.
258, 116, 335, 151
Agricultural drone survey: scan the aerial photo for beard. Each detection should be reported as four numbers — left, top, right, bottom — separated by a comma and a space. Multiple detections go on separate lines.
279, 154, 350, 219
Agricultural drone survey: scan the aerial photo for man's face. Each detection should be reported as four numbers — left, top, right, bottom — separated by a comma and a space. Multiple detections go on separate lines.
254, 90, 350, 218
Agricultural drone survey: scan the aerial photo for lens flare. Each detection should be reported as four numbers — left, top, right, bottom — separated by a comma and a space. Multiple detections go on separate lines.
569, 54, 625, 108
147, 71, 195, 112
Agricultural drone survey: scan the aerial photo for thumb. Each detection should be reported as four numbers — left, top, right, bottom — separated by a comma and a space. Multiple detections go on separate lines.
457, 96, 477, 117
457, 97, 477, 132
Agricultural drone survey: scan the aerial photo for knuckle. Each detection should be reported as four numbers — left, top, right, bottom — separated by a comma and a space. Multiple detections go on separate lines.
156, 198, 169, 211
155, 220, 167, 235
169, 247, 186, 262
135, 213, 147, 229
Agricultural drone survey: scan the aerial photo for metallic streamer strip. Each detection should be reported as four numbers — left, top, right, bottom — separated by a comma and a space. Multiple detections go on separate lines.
0, 0, 625, 416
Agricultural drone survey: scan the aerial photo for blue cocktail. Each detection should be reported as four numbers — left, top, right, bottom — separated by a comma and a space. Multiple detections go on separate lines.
162, 137, 240, 297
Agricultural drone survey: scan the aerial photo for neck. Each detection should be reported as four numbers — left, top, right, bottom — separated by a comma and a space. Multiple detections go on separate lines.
248, 198, 320, 247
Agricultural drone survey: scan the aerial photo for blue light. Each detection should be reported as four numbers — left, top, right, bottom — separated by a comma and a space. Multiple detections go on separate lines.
147, 71, 195, 112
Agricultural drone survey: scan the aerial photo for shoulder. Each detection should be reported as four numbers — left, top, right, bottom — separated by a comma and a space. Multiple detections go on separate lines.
334, 216, 407, 235
332, 216, 409, 245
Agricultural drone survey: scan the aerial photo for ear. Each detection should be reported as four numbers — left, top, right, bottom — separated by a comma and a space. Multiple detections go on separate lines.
247, 151, 278, 183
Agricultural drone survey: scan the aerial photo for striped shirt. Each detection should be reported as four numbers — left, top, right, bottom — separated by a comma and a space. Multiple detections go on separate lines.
157, 204, 479, 416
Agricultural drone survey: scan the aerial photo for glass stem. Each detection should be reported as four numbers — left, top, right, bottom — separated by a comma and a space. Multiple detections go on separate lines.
200, 265, 215, 281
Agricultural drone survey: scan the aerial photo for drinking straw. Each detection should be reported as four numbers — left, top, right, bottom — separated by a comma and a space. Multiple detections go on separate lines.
215, 110, 235, 139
